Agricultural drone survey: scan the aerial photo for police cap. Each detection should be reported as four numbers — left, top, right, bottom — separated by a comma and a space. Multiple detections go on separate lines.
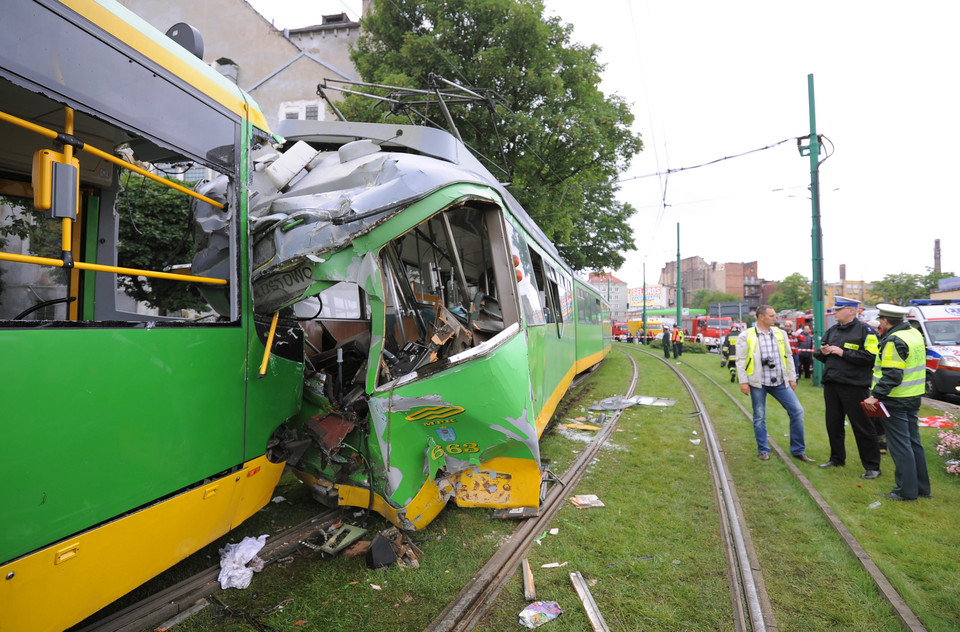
877, 303, 909, 319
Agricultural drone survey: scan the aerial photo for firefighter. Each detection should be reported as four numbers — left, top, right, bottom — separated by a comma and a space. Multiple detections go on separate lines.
721, 326, 741, 381
672, 325, 685, 358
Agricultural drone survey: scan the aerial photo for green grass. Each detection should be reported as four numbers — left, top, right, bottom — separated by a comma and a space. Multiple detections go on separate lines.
100, 345, 959, 631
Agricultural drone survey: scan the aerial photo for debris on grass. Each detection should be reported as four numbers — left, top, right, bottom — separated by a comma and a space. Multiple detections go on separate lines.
519, 601, 563, 629
589, 395, 677, 411
569, 494, 605, 509
540, 561, 568, 568
218, 534, 268, 589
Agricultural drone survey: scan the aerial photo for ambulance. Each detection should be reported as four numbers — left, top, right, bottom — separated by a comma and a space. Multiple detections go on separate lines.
906, 299, 960, 398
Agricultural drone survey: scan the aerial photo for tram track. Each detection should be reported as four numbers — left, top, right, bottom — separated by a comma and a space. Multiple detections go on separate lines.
77, 509, 344, 632
423, 351, 639, 632
668, 355, 928, 632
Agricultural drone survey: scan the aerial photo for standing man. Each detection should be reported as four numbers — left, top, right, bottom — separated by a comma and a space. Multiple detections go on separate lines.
672, 325, 685, 358
736, 305, 815, 462
797, 324, 814, 379
814, 297, 882, 479
863, 304, 931, 501
662, 327, 673, 359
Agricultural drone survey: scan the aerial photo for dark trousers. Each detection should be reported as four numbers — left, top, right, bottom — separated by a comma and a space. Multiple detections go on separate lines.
882, 405, 931, 499
823, 381, 881, 471
663, 339, 672, 358
798, 354, 813, 378
673, 341, 683, 357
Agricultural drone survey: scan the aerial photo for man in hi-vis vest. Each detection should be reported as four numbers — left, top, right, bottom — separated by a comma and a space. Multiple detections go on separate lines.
863, 304, 931, 502
736, 305, 815, 463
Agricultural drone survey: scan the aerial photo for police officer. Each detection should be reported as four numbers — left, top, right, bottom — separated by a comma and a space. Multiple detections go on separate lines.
863, 304, 931, 501
814, 297, 882, 479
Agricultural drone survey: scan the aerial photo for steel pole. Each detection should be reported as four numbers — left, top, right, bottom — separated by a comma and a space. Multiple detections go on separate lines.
808, 74, 825, 387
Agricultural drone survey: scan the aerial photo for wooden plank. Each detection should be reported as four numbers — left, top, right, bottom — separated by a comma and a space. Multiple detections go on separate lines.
521, 558, 536, 601
569, 571, 610, 632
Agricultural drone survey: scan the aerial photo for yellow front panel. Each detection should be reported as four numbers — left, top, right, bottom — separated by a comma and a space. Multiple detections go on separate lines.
0, 456, 283, 632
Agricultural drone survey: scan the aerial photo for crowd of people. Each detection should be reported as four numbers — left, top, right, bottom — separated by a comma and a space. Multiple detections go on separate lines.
725, 299, 931, 502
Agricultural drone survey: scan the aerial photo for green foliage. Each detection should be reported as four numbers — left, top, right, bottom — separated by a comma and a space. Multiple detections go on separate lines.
868, 269, 955, 305
0, 195, 67, 299
116, 173, 209, 314
690, 289, 740, 311
346, 0, 643, 270
769, 272, 812, 312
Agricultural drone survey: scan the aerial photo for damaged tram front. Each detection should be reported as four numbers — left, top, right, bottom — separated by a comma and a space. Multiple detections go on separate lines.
214, 120, 604, 530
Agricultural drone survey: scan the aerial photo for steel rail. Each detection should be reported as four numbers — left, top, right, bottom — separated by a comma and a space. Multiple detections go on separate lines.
679, 360, 928, 632
424, 351, 639, 632
76, 509, 343, 632
639, 349, 771, 632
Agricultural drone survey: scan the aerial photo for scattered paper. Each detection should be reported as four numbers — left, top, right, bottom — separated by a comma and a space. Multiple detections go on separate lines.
549, 528, 559, 535
271, 496, 286, 503
541, 562, 568, 568
569, 494, 605, 509
218, 535, 268, 590
370, 584, 382, 590
690, 439, 701, 445
589, 395, 677, 410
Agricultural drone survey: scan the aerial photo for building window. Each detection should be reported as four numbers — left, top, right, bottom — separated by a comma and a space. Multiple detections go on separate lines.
279, 100, 324, 122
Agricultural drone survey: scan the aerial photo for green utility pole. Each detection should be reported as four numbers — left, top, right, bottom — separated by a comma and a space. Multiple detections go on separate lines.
801, 73, 826, 387
642, 262, 647, 344
675, 223, 682, 328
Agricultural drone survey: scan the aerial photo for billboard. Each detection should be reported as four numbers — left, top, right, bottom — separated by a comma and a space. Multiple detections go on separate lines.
629, 285, 663, 308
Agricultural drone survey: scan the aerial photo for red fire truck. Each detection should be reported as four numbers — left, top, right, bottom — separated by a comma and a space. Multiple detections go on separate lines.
612, 321, 629, 340
681, 315, 733, 350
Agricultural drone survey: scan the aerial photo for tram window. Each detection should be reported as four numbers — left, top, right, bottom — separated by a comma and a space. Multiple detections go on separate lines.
0, 74, 239, 325
0, 194, 69, 320
375, 204, 520, 385
505, 221, 544, 326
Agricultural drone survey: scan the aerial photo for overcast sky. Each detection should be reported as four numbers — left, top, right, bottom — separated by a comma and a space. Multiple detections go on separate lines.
246, 0, 959, 290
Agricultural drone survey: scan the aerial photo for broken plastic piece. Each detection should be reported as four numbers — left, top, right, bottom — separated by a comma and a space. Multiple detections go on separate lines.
320, 524, 367, 555
366, 533, 397, 569
522, 558, 536, 600
569, 571, 610, 632
519, 601, 563, 629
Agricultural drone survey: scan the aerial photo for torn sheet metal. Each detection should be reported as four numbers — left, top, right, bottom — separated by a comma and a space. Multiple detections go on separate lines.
589, 395, 677, 410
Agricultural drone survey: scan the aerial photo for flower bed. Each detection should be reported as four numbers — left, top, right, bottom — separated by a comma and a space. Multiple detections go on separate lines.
934, 428, 960, 476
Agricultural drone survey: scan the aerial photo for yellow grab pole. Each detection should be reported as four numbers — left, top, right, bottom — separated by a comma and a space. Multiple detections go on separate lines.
0, 108, 225, 209
0, 251, 227, 285
259, 311, 280, 377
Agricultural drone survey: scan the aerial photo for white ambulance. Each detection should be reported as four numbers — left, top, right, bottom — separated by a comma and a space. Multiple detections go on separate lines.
907, 299, 960, 398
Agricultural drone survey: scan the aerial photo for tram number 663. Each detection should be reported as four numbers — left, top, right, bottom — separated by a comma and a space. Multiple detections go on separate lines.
431, 443, 480, 459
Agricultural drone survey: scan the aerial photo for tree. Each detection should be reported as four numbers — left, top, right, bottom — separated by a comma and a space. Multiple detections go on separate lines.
768, 272, 811, 312
689, 289, 740, 311
868, 272, 925, 305
116, 173, 209, 314
921, 268, 955, 294
345, 0, 642, 270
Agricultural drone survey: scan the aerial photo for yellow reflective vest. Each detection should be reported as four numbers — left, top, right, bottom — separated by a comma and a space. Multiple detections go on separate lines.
743, 326, 790, 376
872, 326, 925, 398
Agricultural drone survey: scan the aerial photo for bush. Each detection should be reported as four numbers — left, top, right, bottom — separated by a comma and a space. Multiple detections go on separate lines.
651, 339, 706, 354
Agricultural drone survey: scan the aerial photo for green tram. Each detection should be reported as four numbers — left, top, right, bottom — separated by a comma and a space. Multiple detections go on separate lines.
0, 1, 610, 629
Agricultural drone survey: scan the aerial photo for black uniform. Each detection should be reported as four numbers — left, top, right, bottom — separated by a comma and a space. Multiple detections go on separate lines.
813, 319, 881, 471
721, 330, 739, 381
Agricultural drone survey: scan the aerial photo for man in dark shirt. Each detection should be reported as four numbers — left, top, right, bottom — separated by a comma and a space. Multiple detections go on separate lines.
814, 297, 882, 479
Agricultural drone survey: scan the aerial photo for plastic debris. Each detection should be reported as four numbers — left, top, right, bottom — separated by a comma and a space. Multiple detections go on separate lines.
549, 528, 559, 535
218, 535, 268, 589
690, 438, 701, 445
589, 395, 677, 411
563, 422, 602, 431
868, 501, 882, 509
541, 561, 568, 568
519, 601, 563, 629
569, 494, 605, 509
271, 496, 286, 503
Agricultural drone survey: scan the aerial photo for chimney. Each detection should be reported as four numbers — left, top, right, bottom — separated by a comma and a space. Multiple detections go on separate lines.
935, 239, 941, 273
839, 264, 846, 281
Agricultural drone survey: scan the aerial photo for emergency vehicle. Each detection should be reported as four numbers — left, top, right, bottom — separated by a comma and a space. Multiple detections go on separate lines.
612, 321, 629, 340
906, 299, 960, 398
681, 315, 733, 350
627, 317, 663, 342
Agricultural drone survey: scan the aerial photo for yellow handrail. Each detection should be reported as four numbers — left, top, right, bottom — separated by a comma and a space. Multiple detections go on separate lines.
0, 108, 226, 209
0, 252, 227, 285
